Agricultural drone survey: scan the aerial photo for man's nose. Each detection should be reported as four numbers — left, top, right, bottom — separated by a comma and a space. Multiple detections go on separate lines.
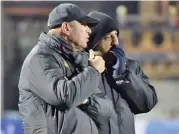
86, 26, 92, 35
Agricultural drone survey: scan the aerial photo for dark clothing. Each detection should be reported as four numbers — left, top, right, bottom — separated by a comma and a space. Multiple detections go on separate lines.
98, 72, 134, 134
18, 32, 102, 134
79, 93, 119, 134
102, 58, 158, 134
110, 45, 126, 77
115, 58, 158, 114
87, 11, 158, 134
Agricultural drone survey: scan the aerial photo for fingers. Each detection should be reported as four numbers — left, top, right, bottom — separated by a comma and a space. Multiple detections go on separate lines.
93, 51, 102, 57
89, 49, 95, 61
93, 55, 103, 60
111, 32, 119, 45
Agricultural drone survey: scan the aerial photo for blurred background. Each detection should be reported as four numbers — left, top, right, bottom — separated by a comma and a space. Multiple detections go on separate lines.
1, 1, 179, 134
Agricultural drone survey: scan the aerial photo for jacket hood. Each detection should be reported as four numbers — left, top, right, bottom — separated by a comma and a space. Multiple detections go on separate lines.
87, 11, 119, 50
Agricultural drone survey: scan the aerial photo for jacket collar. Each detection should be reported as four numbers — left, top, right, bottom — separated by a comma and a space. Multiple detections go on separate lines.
38, 32, 74, 55
38, 32, 89, 68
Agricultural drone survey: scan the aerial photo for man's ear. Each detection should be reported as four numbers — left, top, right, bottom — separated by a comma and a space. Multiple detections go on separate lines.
61, 22, 71, 36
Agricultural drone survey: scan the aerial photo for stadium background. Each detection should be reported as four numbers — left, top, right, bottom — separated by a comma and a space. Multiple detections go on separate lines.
1, 1, 179, 134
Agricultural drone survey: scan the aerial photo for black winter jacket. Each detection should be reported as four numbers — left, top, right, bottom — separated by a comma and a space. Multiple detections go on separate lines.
87, 11, 158, 134
101, 58, 158, 134
18, 32, 103, 134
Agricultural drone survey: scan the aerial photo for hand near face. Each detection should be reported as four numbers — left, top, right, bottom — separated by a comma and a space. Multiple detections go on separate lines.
89, 49, 95, 61
111, 31, 119, 45
95, 30, 119, 55
89, 49, 105, 73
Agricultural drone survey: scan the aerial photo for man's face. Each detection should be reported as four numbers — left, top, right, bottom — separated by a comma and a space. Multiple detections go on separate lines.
67, 21, 91, 49
95, 30, 118, 54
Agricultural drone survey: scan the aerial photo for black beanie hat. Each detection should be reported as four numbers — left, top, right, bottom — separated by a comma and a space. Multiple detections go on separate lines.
87, 11, 119, 50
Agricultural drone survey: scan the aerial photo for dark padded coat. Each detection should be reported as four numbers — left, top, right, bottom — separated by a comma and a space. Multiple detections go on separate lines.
87, 11, 158, 134
18, 32, 104, 134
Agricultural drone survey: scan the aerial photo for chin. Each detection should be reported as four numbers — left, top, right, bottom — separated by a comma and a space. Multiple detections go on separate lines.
82, 43, 88, 48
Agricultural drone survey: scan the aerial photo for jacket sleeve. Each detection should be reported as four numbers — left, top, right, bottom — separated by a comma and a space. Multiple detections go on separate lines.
79, 93, 115, 134
27, 53, 101, 110
115, 61, 158, 114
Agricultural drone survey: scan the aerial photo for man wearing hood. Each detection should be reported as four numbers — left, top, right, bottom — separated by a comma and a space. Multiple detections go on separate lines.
87, 11, 158, 134
18, 4, 116, 134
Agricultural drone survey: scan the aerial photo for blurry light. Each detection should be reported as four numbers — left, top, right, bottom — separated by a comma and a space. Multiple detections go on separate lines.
116, 5, 128, 17
169, 5, 177, 17
116, 5, 128, 27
